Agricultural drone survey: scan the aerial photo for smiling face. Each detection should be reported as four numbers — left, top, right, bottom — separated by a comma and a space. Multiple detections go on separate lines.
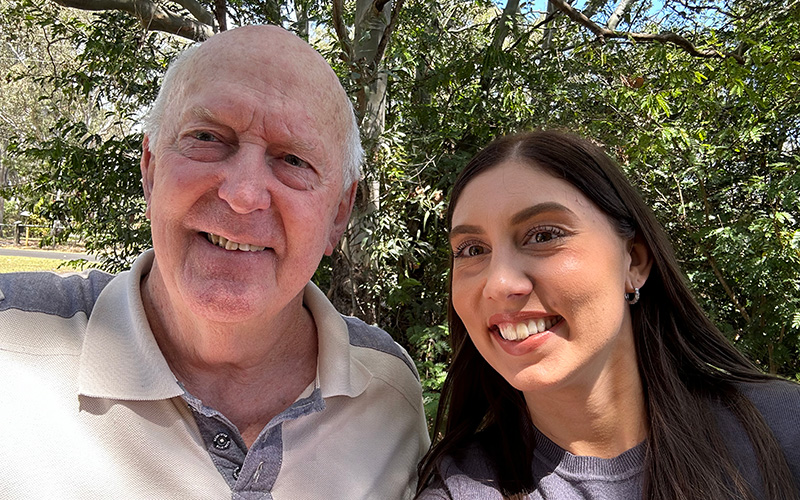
449, 159, 647, 397
140, 26, 356, 326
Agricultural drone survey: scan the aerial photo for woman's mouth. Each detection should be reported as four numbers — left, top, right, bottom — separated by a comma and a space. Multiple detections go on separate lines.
494, 316, 563, 341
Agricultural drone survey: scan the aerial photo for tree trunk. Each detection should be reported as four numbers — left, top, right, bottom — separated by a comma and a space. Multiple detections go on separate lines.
355, 0, 391, 144
329, 0, 393, 322
480, 0, 520, 92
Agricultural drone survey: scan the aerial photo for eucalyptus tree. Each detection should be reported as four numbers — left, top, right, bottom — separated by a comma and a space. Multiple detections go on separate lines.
6, 0, 800, 414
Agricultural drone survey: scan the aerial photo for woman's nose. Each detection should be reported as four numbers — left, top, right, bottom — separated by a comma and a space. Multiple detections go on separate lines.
482, 252, 534, 302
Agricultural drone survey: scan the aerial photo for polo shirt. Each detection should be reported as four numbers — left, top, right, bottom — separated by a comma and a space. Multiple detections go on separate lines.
0, 250, 429, 499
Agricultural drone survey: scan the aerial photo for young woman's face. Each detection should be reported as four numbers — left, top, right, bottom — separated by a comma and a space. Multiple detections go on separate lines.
449, 159, 645, 396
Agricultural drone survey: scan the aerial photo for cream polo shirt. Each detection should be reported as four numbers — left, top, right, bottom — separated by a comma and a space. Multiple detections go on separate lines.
0, 250, 429, 499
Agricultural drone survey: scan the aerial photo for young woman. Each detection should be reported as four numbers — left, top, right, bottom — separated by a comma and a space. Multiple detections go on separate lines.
416, 130, 800, 499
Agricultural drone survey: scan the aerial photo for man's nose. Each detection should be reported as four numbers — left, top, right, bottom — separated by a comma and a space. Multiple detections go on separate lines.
217, 146, 273, 214
482, 252, 534, 302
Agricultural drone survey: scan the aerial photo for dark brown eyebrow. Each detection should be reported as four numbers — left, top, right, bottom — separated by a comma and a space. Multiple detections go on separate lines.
448, 224, 484, 240
450, 202, 575, 240
509, 202, 575, 226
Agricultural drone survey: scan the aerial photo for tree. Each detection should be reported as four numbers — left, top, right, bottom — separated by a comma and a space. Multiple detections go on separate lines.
6, 0, 800, 423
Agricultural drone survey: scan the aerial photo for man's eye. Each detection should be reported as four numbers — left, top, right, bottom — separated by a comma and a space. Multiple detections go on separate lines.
178, 131, 229, 162
193, 131, 218, 142
284, 154, 309, 168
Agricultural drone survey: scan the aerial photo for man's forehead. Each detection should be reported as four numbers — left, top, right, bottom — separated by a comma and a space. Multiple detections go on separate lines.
175, 29, 349, 127
188, 26, 339, 90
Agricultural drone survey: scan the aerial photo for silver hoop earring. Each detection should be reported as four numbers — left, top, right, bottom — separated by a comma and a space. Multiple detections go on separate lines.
625, 287, 640, 305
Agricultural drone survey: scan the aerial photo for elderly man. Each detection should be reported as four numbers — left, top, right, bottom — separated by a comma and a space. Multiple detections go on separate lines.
0, 26, 428, 498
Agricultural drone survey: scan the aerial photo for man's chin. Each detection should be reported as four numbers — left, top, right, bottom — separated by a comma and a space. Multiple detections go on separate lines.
182, 281, 282, 324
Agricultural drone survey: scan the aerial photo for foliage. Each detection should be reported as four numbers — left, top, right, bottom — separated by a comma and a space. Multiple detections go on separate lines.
3, 0, 799, 421
2, 0, 187, 270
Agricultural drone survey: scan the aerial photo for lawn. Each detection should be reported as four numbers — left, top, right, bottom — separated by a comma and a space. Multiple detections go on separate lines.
0, 255, 89, 274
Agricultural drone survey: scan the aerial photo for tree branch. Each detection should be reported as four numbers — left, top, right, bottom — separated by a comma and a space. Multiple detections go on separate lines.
171, 0, 214, 27
703, 247, 751, 324
547, 0, 745, 63
212, 0, 226, 32
50, 0, 213, 41
372, 0, 404, 69
332, 0, 352, 59
482, 0, 519, 90
581, 0, 606, 19
607, 0, 636, 31
696, 176, 750, 324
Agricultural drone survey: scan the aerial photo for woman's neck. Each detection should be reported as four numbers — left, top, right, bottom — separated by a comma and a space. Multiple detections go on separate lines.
524, 359, 648, 458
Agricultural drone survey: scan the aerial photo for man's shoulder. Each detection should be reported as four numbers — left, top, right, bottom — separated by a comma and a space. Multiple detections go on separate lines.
341, 315, 419, 381
0, 269, 115, 318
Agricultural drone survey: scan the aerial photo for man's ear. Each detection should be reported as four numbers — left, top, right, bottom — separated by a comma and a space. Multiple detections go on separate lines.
626, 233, 653, 292
325, 181, 358, 256
141, 135, 155, 219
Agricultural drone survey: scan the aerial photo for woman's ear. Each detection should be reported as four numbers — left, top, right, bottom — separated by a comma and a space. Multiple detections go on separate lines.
626, 233, 653, 291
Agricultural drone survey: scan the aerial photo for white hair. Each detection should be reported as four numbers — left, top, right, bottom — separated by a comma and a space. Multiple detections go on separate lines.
143, 44, 363, 187
143, 44, 199, 153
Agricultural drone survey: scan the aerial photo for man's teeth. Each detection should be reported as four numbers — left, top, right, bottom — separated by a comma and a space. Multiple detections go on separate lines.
498, 316, 561, 341
206, 233, 266, 252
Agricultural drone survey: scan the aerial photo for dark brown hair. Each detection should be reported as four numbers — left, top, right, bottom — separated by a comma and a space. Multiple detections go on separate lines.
417, 130, 798, 499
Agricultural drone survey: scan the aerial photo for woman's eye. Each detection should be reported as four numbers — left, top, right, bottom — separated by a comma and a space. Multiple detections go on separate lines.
284, 154, 309, 168
466, 245, 485, 256
534, 232, 555, 243
527, 226, 565, 244
453, 241, 488, 258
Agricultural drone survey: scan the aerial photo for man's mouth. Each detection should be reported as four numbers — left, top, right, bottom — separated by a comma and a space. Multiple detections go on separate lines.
204, 232, 267, 252
494, 316, 563, 341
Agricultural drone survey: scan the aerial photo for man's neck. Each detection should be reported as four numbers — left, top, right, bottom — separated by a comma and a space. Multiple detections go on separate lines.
140, 267, 319, 447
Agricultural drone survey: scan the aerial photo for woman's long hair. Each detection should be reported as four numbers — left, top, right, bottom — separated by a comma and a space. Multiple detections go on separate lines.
417, 130, 798, 499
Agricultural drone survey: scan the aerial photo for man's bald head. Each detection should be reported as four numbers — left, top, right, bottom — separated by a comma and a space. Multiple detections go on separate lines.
144, 26, 362, 186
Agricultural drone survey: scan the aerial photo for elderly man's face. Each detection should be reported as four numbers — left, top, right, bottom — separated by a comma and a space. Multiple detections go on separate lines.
141, 27, 355, 324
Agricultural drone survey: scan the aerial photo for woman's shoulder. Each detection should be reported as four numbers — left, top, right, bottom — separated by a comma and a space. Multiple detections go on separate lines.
417, 439, 506, 500
735, 378, 800, 422
730, 379, 800, 471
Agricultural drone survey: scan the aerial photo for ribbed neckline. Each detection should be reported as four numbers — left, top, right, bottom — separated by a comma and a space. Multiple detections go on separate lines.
531, 425, 646, 480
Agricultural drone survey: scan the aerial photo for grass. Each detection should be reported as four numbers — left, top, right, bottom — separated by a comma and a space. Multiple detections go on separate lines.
0, 255, 94, 274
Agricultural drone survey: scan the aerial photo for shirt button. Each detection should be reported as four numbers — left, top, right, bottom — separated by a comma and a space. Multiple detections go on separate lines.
213, 432, 231, 450
233, 466, 241, 480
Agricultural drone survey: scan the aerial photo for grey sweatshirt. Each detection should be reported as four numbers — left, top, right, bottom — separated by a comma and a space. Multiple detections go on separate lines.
418, 380, 800, 499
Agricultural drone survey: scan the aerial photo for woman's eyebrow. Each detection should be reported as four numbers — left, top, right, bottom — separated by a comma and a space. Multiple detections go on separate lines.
449, 224, 483, 239
449, 202, 576, 239
509, 202, 575, 226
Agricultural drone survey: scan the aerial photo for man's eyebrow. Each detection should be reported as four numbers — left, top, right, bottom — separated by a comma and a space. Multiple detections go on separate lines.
185, 106, 318, 154
509, 202, 575, 226
189, 106, 216, 122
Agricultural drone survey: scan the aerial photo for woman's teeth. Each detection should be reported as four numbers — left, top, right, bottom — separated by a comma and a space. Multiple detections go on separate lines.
206, 233, 266, 252
497, 316, 561, 341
